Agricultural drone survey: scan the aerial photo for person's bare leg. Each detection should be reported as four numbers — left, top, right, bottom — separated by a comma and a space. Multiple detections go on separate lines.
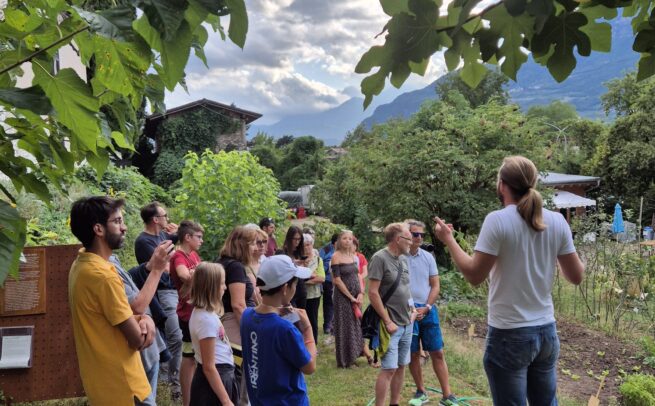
374, 369, 395, 406
409, 352, 425, 393
389, 365, 406, 405
180, 357, 196, 406
431, 350, 452, 397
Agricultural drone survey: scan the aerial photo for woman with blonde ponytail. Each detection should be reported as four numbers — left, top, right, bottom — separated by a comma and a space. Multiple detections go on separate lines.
433, 156, 585, 405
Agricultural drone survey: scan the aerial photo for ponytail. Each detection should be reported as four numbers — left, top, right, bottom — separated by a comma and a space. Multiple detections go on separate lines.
499, 156, 546, 232
517, 188, 546, 232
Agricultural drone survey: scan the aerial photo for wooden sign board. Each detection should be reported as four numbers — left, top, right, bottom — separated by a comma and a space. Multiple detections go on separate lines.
0, 248, 46, 317
0, 245, 84, 402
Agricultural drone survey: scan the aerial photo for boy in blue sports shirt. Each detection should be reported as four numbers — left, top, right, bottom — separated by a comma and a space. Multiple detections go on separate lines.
241, 255, 317, 406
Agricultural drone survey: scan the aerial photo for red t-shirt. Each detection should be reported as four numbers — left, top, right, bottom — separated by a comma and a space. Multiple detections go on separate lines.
356, 252, 368, 291
170, 250, 201, 321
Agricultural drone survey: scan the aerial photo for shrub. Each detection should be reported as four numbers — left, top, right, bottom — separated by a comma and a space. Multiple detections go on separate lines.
620, 374, 655, 406
174, 149, 285, 259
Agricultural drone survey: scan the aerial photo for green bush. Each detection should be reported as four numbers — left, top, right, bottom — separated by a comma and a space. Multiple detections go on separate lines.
441, 302, 487, 320
16, 164, 173, 269
620, 374, 655, 406
300, 217, 346, 249
152, 150, 185, 189
175, 149, 286, 259
439, 268, 486, 302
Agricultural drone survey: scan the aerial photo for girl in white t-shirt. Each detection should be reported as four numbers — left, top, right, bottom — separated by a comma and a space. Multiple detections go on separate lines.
189, 262, 238, 406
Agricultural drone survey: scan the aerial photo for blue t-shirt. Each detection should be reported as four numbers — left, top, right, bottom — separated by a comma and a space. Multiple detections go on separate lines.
241, 308, 311, 406
407, 248, 439, 304
319, 243, 335, 281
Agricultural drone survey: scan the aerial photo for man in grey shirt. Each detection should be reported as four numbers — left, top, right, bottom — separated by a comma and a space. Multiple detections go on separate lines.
368, 222, 416, 406
110, 240, 172, 405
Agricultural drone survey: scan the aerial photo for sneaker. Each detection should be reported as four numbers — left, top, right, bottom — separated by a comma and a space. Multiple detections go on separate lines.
408, 390, 429, 406
440, 394, 459, 405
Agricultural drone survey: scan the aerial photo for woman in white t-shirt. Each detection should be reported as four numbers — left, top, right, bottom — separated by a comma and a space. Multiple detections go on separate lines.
189, 262, 238, 406
433, 156, 585, 405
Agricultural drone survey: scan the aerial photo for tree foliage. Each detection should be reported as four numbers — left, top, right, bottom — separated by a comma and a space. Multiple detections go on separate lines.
586, 72, 655, 222
0, 0, 248, 283
174, 149, 285, 259
314, 99, 548, 241
249, 135, 326, 190
436, 67, 509, 107
356, 0, 654, 108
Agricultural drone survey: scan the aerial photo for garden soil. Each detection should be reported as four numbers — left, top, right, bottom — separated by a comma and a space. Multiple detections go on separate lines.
448, 316, 655, 404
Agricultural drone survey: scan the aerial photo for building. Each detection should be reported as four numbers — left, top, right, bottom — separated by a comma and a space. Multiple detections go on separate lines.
134, 99, 262, 178
539, 172, 601, 222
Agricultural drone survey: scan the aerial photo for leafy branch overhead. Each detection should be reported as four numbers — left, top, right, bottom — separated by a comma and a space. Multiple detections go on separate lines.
0, 0, 248, 284
356, 0, 651, 108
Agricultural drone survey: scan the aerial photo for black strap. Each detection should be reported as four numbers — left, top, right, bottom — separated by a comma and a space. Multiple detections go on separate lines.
380, 261, 404, 305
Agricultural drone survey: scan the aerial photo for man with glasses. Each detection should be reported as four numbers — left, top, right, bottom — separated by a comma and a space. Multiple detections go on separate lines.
135, 201, 183, 399
368, 222, 416, 406
259, 217, 278, 256
405, 220, 458, 406
68, 196, 156, 405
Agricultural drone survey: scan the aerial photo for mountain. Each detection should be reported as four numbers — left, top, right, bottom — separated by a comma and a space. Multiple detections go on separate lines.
251, 18, 638, 145
363, 18, 637, 128
249, 97, 367, 146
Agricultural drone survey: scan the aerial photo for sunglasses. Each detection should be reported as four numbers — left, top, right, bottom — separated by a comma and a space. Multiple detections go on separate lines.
411, 232, 426, 238
256, 240, 267, 246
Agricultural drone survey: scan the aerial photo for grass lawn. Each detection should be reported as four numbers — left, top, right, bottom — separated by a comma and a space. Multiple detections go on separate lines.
14, 308, 588, 406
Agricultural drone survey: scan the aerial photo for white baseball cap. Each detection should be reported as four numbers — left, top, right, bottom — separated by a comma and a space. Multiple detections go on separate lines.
258, 255, 312, 291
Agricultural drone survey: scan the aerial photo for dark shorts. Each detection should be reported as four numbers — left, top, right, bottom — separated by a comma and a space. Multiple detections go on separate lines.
178, 319, 194, 357
411, 305, 444, 353
190, 363, 240, 405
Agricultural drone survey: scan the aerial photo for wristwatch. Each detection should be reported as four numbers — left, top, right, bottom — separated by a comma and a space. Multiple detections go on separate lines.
425, 304, 432, 311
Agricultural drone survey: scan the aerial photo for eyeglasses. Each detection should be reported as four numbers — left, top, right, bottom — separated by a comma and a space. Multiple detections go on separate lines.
411, 232, 426, 238
107, 217, 124, 226
192, 234, 203, 240
292, 237, 302, 241
256, 240, 267, 246
155, 214, 168, 219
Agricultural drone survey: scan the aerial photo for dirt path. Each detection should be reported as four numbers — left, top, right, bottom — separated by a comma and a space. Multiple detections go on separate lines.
448, 315, 655, 404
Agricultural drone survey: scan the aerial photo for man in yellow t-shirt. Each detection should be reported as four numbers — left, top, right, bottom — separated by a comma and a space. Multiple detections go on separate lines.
69, 196, 157, 405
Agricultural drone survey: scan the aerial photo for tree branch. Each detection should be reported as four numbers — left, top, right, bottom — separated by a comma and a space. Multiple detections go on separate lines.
0, 182, 17, 205
436, 0, 504, 33
0, 25, 89, 77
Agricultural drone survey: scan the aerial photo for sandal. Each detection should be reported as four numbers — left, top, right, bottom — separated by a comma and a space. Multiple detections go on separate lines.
367, 355, 381, 368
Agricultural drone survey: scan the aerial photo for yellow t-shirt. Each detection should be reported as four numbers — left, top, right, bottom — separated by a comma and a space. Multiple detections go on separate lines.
68, 249, 150, 405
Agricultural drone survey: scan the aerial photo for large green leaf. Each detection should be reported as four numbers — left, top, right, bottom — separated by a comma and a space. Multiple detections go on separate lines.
486, 7, 533, 80
73, 5, 135, 40
33, 67, 100, 152
0, 200, 27, 285
158, 21, 193, 91
225, 0, 247, 48
0, 86, 53, 114
532, 12, 591, 82
636, 52, 655, 81
89, 36, 151, 98
139, 0, 189, 41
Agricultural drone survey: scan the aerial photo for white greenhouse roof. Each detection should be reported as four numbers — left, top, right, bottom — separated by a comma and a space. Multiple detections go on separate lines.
552, 191, 596, 209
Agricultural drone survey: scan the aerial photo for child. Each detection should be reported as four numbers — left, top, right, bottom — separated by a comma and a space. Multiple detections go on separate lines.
189, 262, 239, 406
240, 255, 317, 406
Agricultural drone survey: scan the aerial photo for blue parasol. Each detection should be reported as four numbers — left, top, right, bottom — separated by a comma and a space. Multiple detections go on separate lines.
612, 203, 625, 234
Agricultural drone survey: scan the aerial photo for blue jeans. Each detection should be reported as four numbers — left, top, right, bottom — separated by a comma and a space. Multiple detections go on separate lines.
137, 360, 159, 406
322, 280, 334, 334
483, 322, 560, 406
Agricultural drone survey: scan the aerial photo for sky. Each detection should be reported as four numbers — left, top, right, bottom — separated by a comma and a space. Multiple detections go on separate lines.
166, 0, 448, 125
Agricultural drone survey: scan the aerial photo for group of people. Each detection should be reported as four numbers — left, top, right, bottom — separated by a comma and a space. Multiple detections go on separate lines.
67, 155, 585, 406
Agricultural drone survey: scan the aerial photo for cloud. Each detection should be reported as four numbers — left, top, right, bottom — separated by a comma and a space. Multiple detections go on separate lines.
167, 0, 446, 123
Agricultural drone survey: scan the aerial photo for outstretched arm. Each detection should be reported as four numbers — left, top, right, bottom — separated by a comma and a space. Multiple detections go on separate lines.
433, 217, 497, 286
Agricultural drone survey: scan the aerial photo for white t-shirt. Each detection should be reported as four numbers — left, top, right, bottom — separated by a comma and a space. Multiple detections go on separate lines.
190, 308, 234, 366
475, 205, 576, 329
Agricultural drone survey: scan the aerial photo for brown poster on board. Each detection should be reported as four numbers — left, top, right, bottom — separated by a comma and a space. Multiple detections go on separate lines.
0, 248, 47, 317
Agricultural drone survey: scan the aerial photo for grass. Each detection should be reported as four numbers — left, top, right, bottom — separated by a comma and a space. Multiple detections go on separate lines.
12, 310, 590, 406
